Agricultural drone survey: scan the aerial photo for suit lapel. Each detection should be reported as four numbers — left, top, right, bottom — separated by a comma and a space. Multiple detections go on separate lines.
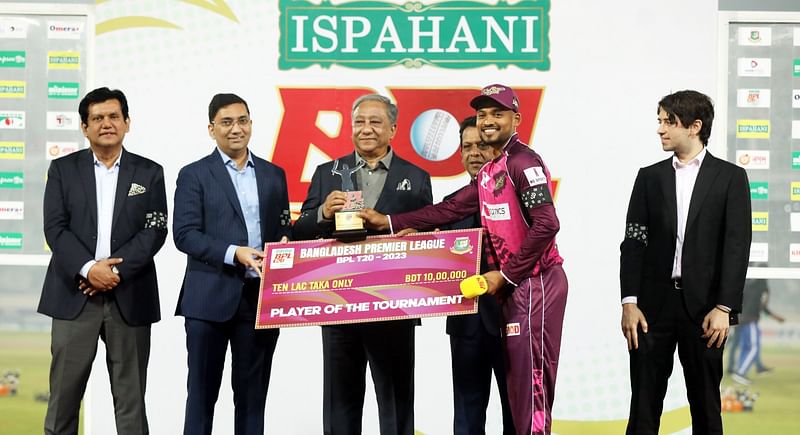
686, 152, 721, 232
253, 155, 270, 243
375, 156, 405, 211
208, 150, 246, 226
78, 149, 98, 229
659, 159, 678, 236
112, 149, 134, 229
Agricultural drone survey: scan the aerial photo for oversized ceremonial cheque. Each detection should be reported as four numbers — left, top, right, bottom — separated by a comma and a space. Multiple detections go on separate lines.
256, 229, 482, 328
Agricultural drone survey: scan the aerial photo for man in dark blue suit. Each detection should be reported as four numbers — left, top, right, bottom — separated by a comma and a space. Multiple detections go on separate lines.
39, 87, 167, 434
294, 94, 432, 435
445, 116, 515, 435
173, 93, 291, 435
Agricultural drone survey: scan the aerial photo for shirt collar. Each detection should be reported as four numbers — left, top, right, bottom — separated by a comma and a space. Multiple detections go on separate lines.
672, 147, 706, 169
217, 147, 254, 169
355, 147, 393, 170
92, 150, 122, 169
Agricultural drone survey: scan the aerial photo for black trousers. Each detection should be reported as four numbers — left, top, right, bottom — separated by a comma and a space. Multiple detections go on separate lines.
450, 330, 515, 435
322, 319, 415, 435
627, 288, 725, 435
182, 280, 279, 435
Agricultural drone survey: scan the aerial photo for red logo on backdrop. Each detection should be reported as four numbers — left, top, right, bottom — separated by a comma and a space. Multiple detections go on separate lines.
270, 87, 546, 214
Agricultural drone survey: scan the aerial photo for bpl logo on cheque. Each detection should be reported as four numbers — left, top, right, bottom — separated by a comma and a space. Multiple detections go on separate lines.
270, 248, 295, 270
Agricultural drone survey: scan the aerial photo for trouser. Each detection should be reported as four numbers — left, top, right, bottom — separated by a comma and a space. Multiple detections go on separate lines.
182, 280, 279, 435
626, 286, 725, 435
45, 294, 151, 435
322, 319, 416, 435
735, 322, 761, 376
450, 329, 515, 435
502, 264, 568, 435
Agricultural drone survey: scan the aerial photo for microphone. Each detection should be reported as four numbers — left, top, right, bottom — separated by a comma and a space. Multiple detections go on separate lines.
460, 275, 488, 299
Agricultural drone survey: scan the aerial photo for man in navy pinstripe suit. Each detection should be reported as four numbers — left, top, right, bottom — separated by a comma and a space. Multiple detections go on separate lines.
173, 93, 292, 435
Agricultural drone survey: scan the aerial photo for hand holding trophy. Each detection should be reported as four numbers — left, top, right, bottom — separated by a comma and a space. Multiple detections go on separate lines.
331, 159, 368, 242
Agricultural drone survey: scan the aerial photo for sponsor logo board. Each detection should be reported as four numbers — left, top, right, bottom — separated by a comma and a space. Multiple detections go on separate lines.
0, 232, 22, 249
737, 89, 770, 108
738, 58, 771, 77
750, 181, 768, 200
0, 81, 25, 98
0, 111, 24, 129
48, 21, 83, 39
738, 27, 772, 46
749, 242, 769, 262
0, 50, 25, 68
47, 111, 79, 130
752, 212, 769, 232
46, 142, 80, 160
736, 150, 769, 169
47, 51, 80, 70
0, 201, 23, 220
0, 21, 27, 39
47, 82, 80, 99
736, 119, 770, 139
0, 141, 24, 159
0, 172, 23, 189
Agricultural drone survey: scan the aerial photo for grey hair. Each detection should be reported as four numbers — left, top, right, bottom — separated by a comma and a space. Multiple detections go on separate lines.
352, 94, 398, 125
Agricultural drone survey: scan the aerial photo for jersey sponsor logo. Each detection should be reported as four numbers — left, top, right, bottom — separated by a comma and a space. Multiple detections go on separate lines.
505, 322, 521, 337
270, 248, 295, 269
482, 202, 511, 221
523, 166, 547, 186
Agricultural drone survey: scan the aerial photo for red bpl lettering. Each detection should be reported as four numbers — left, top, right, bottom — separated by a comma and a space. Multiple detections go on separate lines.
270, 87, 544, 214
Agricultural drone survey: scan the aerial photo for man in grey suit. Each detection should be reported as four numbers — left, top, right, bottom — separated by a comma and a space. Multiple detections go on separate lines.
173, 93, 291, 435
294, 94, 432, 435
39, 87, 168, 435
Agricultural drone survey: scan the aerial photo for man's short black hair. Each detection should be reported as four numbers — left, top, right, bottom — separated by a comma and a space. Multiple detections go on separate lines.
658, 90, 714, 146
208, 93, 250, 122
459, 116, 477, 144
79, 87, 129, 125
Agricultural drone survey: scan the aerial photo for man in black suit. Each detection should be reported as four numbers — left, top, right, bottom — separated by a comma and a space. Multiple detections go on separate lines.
293, 94, 432, 435
173, 93, 291, 435
445, 116, 514, 435
620, 90, 751, 434
38, 87, 167, 435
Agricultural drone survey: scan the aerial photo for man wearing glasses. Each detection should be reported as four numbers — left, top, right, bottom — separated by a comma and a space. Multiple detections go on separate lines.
173, 93, 292, 435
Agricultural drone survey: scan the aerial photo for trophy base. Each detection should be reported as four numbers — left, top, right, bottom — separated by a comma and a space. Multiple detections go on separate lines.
333, 228, 368, 243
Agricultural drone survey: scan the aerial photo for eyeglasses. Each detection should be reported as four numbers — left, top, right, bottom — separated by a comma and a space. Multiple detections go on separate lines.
212, 117, 251, 129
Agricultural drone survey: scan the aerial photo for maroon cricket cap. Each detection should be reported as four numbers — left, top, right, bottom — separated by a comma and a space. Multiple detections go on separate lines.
469, 84, 519, 112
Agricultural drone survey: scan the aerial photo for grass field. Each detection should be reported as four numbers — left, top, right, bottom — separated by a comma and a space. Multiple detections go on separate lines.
0, 331, 51, 435
0, 330, 797, 434
721, 346, 800, 434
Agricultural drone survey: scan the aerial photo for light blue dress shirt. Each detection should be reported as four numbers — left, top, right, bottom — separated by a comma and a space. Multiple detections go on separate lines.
218, 148, 262, 278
